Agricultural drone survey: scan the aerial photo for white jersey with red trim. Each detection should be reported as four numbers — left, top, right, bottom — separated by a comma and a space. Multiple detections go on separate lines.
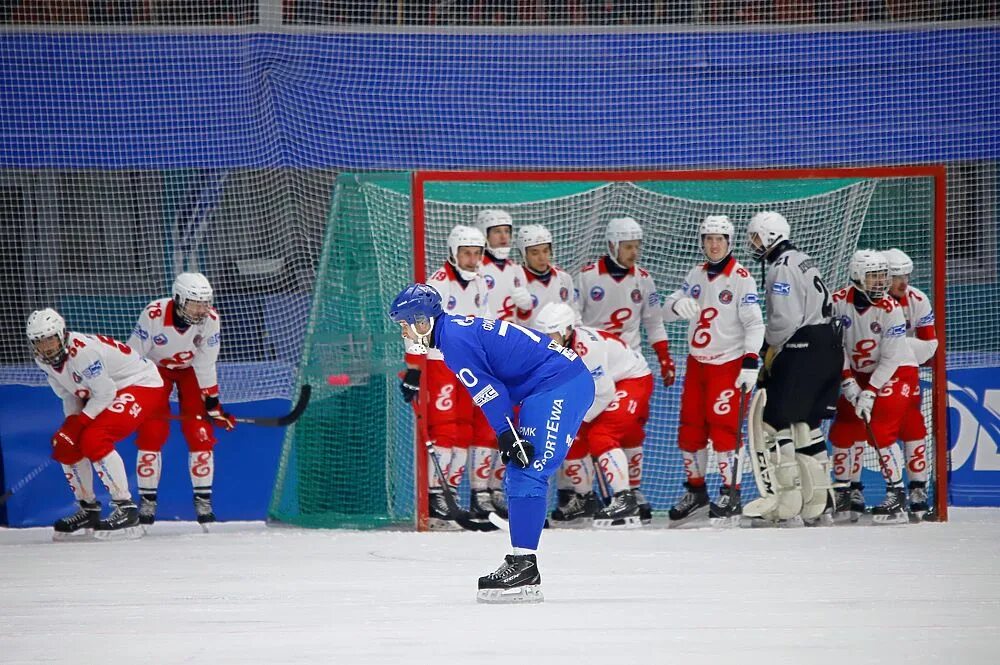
426, 262, 488, 361
832, 286, 918, 390
479, 252, 529, 322
576, 257, 666, 352
37, 331, 163, 419
893, 284, 938, 366
128, 297, 222, 393
514, 266, 577, 329
571, 326, 651, 422
662, 257, 765, 365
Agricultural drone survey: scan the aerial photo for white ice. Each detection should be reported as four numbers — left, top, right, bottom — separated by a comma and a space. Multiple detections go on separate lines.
2, 509, 998, 665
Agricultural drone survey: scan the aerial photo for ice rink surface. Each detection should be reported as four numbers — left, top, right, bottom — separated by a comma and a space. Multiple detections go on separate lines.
2, 509, 998, 665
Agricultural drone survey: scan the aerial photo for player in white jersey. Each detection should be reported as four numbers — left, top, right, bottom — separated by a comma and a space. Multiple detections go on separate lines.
576, 216, 673, 522
513, 224, 578, 329
741, 211, 841, 525
882, 248, 937, 518
475, 209, 533, 516
400, 225, 493, 529
27, 308, 165, 540
535, 303, 654, 528
661, 216, 764, 526
828, 250, 920, 524
129, 272, 230, 528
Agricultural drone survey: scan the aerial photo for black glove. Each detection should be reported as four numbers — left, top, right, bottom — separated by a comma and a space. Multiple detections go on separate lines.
498, 428, 534, 469
203, 395, 235, 431
400, 368, 421, 404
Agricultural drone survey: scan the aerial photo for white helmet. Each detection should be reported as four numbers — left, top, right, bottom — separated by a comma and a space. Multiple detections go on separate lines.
173, 272, 214, 325
605, 216, 643, 263
516, 224, 553, 254
446, 225, 486, 281
849, 249, 890, 301
699, 214, 733, 259
476, 209, 514, 261
26, 308, 68, 366
534, 302, 577, 340
882, 248, 914, 277
746, 211, 790, 260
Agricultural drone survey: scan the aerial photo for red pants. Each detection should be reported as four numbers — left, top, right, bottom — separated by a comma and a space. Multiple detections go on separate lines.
425, 359, 495, 449
134, 366, 216, 452
678, 356, 744, 453
829, 366, 920, 449
898, 380, 928, 441
53, 385, 167, 464
571, 375, 653, 459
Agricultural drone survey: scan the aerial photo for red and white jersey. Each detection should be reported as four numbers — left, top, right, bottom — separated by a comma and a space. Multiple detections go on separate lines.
38, 331, 163, 419
571, 326, 652, 422
479, 252, 528, 322
515, 267, 577, 329
892, 285, 938, 366
832, 286, 917, 390
128, 297, 222, 393
426, 262, 488, 361
662, 257, 764, 365
576, 257, 666, 352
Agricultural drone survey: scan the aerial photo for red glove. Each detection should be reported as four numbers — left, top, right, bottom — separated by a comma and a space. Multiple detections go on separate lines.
652, 340, 676, 388
203, 394, 235, 431
51, 414, 92, 463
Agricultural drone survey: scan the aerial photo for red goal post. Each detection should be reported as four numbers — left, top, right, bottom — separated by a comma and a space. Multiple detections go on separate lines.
410, 166, 948, 527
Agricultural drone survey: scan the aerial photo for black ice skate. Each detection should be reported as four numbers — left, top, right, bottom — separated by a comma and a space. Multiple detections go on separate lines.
908, 481, 929, 522
138, 494, 158, 527
94, 499, 143, 541
469, 490, 497, 523
477, 554, 543, 604
194, 494, 216, 532
490, 488, 509, 519
428, 489, 460, 531
633, 487, 653, 525
549, 489, 594, 528
872, 486, 907, 525
52, 499, 101, 541
833, 486, 858, 523
849, 482, 867, 521
709, 486, 742, 527
593, 490, 641, 529
668, 482, 709, 527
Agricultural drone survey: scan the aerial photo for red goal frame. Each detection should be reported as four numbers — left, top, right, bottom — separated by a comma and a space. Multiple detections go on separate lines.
410, 166, 949, 528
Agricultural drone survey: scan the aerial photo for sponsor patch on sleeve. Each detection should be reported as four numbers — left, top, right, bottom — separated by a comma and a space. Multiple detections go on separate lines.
681, 281, 690, 295
916, 312, 935, 326
472, 384, 500, 407
132, 326, 148, 340
207, 332, 220, 347
740, 293, 759, 305
590, 366, 606, 380
82, 359, 104, 379
885, 324, 907, 338
771, 282, 791, 296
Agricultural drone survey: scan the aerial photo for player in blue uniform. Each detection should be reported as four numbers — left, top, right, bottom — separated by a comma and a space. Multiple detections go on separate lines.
390, 283, 594, 604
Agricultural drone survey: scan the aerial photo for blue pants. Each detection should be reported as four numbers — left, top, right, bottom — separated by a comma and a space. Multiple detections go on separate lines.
504, 369, 594, 550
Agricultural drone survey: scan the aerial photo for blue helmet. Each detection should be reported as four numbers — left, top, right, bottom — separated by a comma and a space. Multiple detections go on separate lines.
389, 283, 443, 325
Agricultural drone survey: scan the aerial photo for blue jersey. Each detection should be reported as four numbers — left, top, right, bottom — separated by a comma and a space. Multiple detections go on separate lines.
434, 314, 590, 435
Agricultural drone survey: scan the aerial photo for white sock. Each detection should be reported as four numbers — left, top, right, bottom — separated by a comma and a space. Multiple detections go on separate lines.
850, 442, 866, 483
879, 443, 905, 486
448, 447, 468, 489
681, 448, 708, 484
557, 456, 593, 493
189, 451, 214, 497
136, 450, 162, 497
93, 451, 131, 502
488, 456, 505, 492
716, 450, 738, 488
597, 448, 630, 494
512, 547, 536, 556
832, 448, 853, 485
904, 440, 930, 484
429, 446, 452, 489
469, 446, 493, 491
624, 446, 643, 489
62, 460, 95, 503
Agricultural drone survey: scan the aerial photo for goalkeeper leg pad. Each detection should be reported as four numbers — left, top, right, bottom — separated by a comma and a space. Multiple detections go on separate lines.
744, 389, 803, 521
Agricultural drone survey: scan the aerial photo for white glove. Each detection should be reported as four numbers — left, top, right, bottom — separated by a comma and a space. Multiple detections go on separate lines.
672, 297, 701, 320
840, 377, 861, 405
854, 389, 876, 422
510, 286, 533, 310
735, 368, 759, 391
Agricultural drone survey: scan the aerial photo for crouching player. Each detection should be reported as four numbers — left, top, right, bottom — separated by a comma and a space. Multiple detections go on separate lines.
535, 303, 654, 529
390, 284, 594, 603
27, 308, 166, 540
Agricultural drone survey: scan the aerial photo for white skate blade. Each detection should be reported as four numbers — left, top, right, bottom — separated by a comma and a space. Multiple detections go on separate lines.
872, 512, 909, 526
476, 585, 543, 604
592, 515, 642, 530
667, 505, 708, 529
487, 512, 509, 531
93, 525, 145, 541
548, 518, 591, 529
52, 529, 96, 542
709, 515, 741, 529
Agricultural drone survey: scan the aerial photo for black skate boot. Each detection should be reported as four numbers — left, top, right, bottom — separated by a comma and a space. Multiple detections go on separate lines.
194, 493, 216, 532
550, 490, 594, 527
428, 489, 460, 531
849, 482, 867, 520
469, 489, 497, 522
872, 485, 907, 525
53, 499, 101, 541
668, 482, 709, 526
490, 488, 508, 519
908, 481, 929, 522
709, 485, 742, 527
833, 486, 858, 523
633, 487, 653, 525
593, 490, 641, 529
138, 493, 157, 527
94, 499, 143, 540
477, 554, 543, 604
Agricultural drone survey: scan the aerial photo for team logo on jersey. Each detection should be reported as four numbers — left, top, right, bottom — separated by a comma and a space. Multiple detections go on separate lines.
630, 288, 642, 304
718, 289, 733, 304
194, 335, 203, 347
840, 315, 852, 329
484, 275, 495, 289
72, 371, 83, 384
560, 287, 569, 302
153, 334, 169, 346
447, 296, 457, 311
771, 282, 791, 296
590, 286, 605, 302
132, 326, 148, 341
82, 359, 103, 379
870, 321, 882, 334
690, 285, 702, 299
